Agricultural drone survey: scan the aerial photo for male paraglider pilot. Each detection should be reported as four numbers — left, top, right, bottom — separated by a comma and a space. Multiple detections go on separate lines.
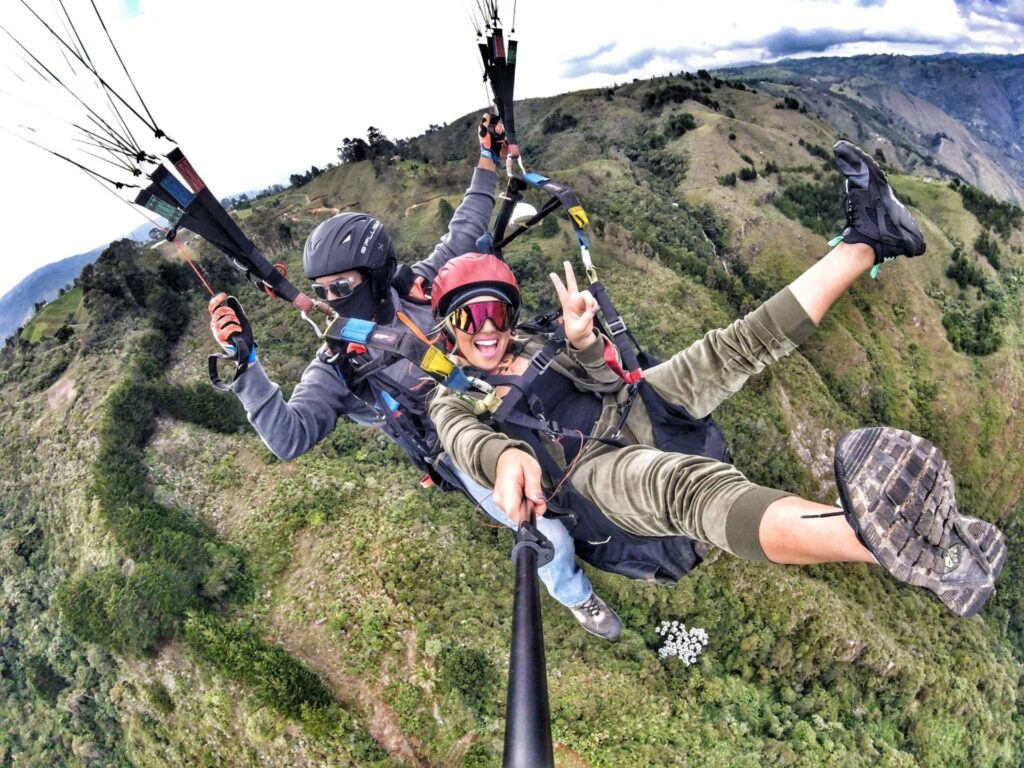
429, 141, 1007, 619
207, 115, 624, 640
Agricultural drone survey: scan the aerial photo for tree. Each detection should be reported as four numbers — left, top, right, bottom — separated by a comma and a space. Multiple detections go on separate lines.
338, 137, 369, 163
366, 126, 395, 158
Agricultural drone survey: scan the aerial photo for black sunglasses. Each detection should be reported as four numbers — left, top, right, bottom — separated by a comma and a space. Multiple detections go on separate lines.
312, 276, 359, 301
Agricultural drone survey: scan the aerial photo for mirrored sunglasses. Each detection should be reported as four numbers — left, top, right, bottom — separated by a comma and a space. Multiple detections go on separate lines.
447, 300, 516, 335
312, 276, 359, 301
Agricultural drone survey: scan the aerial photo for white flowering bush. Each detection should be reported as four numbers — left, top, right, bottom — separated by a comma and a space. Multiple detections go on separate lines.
655, 620, 709, 665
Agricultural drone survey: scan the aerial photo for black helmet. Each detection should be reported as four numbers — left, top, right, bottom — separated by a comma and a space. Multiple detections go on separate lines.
303, 213, 396, 301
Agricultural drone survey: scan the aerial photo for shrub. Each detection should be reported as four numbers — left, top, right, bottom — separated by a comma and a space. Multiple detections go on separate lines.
739, 166, 758, 182
540, 109, 578, 134
665, 112, 697, 137
437, 644, 498, 715
798, 138, 831, 161
184, 613, 336, 722
974, 230, 1003, 269
773, 173, 846, 235
641, 83, 720, 113
958, 184, 1023, 237
438, 197, 455, 227
718, 172, 737, 187
942, 300, 1003, 356
946, 248, 986, 289
540, 214, 559, 238
56, 562, 199, 655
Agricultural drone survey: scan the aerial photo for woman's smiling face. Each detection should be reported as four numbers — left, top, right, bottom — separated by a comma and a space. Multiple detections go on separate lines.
450, 295, 513, 372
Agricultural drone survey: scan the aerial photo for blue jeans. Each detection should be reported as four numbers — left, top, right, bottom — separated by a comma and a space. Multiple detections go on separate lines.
438, 453, 593, 607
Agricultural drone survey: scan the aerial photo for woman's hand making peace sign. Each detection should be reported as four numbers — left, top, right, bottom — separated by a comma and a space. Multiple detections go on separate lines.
550, 261, 599, 351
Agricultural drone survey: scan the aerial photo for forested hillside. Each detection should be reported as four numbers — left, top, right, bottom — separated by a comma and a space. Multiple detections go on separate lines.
1, 68, 1023, 767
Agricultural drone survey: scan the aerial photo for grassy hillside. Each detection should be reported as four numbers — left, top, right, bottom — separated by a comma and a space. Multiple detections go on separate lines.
720, 54, 1024, 205
1, 70, 1023, 767
20, 286, 84, 343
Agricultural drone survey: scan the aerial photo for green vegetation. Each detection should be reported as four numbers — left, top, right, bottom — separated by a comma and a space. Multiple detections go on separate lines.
665, 111, 697, 137
939, 296, 1004, 356
975, 229, 1003, 269
183, 613, 337, 721
20, 286, 83, 343
640, 81, 721, 113
957, 182, 1024, 237
947, 248, 987, 289
798, 138, 832, 162
541, 108, 578, 134
2, 67, 1024, 768
773, 172, 846, 235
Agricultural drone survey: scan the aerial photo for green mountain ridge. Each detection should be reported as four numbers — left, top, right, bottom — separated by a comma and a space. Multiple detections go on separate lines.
721, 54, 1024, 204
2, 67, 1024, 767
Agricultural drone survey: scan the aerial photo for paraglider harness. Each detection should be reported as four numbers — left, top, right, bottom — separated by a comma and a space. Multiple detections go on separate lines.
316, 293, 462, 491
466, 172, 734, 584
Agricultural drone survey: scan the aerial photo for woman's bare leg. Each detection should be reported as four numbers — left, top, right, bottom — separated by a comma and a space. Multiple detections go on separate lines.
788, 242, 875, 324
759, 496, 876, 564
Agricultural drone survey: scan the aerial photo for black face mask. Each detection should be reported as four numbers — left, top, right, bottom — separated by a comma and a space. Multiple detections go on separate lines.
327, 281, 393, 323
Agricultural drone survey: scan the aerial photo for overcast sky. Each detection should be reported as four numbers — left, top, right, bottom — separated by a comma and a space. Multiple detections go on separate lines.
1, 0, 1022, 298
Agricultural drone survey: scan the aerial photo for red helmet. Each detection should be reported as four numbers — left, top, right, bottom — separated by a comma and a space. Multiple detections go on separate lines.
431, 252, 521, 319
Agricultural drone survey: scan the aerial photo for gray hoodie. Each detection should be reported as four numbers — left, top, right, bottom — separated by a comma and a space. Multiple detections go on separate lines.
229, 166, 498, 462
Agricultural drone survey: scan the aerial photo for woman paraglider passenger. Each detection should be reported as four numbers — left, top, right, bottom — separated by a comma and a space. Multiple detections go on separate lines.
428, 141, 1006, 618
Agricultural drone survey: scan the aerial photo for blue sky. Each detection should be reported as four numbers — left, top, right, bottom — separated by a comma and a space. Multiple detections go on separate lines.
0, 0, 1021, 298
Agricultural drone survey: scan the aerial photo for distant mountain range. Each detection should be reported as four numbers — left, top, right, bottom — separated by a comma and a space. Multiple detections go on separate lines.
0, 247, 105, 343
722, 53, 1024, 203
0, 222, 154, 344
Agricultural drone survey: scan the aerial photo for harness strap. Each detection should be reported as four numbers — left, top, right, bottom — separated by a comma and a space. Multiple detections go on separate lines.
491, 328, 567, 423
601, 338, 645, 384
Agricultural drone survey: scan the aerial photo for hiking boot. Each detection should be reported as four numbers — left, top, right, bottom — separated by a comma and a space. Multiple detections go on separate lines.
569, 592, 622, 640
834, 427, 1006, 617
832, 140, 926, 270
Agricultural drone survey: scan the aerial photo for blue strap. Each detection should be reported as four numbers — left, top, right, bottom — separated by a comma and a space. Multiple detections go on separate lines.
523, 171, 550, 188
156, 171, 195, 207
380, 390, 401, 414
339, 318, 376, 344
475, 231, 495, 254
442, 367, 475, 393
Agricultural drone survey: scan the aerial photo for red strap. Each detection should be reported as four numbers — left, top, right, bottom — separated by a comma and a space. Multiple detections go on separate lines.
419, 473, 435, 488
602, 338, 644, 384
409, 277, 429, 302
347, 343, 367, 355
261, 264, 289, 299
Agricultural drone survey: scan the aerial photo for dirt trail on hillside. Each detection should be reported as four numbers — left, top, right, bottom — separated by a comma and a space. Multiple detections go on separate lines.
268, 533, 425, 766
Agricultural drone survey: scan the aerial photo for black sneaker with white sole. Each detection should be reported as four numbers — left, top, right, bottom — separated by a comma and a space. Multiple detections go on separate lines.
834, 427, 1006, 617
569, 592, 622, 640
831, 140, 926, 276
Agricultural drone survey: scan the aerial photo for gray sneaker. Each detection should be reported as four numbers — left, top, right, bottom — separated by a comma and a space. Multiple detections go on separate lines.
569, 592, 622, 640
834, 427, 1006, 617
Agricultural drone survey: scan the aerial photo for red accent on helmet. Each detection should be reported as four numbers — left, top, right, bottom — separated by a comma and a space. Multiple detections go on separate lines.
431, 252, 521, 318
